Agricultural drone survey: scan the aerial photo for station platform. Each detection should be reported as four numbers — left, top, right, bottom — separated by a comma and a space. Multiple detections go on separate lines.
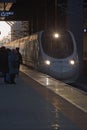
0, 65, 87, 130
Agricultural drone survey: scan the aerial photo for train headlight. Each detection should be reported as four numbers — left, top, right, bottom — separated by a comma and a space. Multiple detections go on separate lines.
54, 33, 60, 38
69, 60, 75, 65
45, 60, 51, 65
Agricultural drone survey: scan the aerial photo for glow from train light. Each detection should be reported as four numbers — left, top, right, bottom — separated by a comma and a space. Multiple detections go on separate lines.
69, 60, 75, 65
54, 33, 59, 38
46, 78, 49, 85
45, 60, 51, 65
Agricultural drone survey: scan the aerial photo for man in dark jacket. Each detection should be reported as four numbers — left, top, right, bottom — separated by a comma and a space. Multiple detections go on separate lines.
0, 46, 9, 81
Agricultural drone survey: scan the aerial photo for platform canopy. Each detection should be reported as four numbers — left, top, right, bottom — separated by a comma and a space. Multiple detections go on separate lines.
0, 1, 15, 20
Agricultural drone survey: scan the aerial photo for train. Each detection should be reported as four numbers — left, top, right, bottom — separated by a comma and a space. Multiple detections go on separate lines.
4, 30, 79, 83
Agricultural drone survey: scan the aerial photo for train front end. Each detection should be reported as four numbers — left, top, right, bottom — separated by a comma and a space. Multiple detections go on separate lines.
39, 30, 79, 83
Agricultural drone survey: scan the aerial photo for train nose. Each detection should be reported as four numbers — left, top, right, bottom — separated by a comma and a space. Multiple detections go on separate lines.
49, 60, 78, 79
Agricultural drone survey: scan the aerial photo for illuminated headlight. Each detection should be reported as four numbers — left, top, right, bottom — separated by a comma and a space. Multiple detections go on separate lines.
53, 32, 60, 38
69, 60, 75, 65
45, 60, 51, 65
54, 33, 59, 38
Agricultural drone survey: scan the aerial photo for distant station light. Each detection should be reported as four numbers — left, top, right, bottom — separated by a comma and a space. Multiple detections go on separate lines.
84, 28, 87, 33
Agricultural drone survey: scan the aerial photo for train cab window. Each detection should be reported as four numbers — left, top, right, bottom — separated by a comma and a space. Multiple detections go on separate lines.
41, 31, 74, 59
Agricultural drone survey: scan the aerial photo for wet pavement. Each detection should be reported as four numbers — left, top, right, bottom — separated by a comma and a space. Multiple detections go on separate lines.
0, 73, 82, 130
71, 73, 87, 92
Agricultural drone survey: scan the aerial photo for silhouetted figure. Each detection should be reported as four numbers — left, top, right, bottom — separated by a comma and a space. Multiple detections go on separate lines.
8, 49, 19, 84
0, 46, 9, 82
16, 47, 22, 74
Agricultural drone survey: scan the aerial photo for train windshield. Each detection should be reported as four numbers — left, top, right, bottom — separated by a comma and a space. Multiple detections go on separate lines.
41, 31, 74, 58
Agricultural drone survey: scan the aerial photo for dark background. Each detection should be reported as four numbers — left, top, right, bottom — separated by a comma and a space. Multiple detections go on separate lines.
5, 0, 67, 31
6, 0, 57, 20
4, 0, 87, 32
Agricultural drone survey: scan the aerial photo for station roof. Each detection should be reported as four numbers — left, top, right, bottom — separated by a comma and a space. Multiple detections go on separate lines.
0, 2, 14, 20
0, 0, 87, 21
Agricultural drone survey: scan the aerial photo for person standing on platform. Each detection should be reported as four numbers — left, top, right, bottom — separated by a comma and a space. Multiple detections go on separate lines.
16, 47, 22, 75
0, 46, 9, 82
7, 49, 19, 84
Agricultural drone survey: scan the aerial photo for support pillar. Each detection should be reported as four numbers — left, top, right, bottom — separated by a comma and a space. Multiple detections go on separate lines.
67, 0, 84, 76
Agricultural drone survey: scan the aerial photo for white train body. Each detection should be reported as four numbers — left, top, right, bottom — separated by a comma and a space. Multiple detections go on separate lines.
4, 30, 79, 83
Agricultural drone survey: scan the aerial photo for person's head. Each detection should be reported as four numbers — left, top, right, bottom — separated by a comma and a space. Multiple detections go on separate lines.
12, 49, 17, 54
16, 47, 19, 52
7, 48, 11, 52
0, 46, 6, 50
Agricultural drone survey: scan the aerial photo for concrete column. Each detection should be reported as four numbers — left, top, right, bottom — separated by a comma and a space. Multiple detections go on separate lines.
67, 0, 84, 75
